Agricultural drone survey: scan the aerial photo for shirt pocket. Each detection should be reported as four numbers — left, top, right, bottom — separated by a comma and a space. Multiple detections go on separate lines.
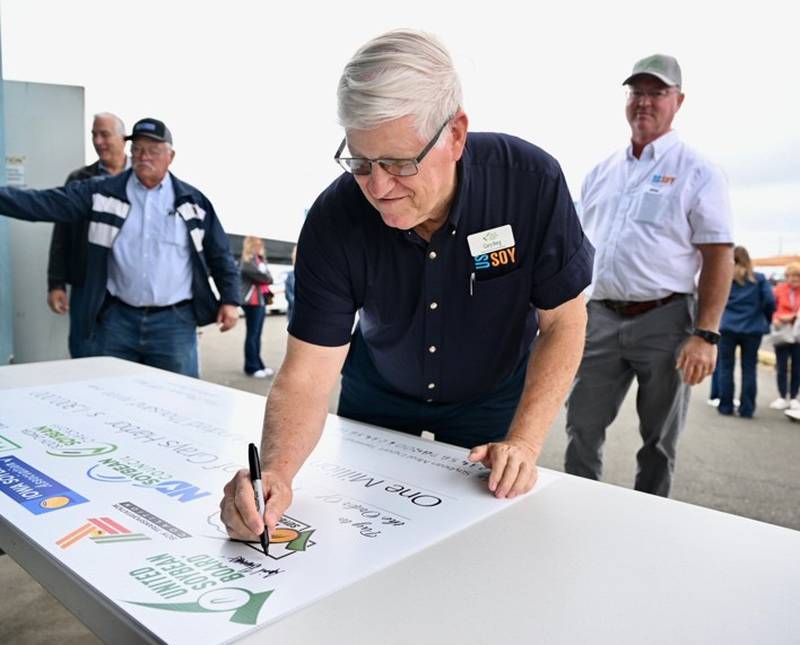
470, 266, 529, 314
157, 213, 189, 248
634, 185, 673, 225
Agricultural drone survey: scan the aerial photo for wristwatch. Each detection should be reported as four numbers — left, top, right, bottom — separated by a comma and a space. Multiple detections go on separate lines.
692, 328, 721, 345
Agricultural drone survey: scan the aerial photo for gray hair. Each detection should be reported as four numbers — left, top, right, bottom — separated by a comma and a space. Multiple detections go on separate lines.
93, 112, 125, 136
337, 29, 463, 141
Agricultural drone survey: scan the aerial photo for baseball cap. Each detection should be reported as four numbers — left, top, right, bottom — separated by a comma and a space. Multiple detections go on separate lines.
125, 118, 173, 144
622, 54, 682, 87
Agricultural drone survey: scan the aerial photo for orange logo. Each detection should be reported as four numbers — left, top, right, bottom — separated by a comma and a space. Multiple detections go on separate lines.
57, 516, 150, 549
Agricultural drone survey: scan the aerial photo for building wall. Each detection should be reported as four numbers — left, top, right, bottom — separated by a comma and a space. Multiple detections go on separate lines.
3, 80, 84, 363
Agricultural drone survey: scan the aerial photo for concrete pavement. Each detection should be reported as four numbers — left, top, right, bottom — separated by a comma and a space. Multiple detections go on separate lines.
204, 314, 799, 531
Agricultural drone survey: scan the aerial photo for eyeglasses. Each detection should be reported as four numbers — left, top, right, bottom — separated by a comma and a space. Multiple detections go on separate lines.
626, 86, 679, 101
334, 117, 452, 177
131, 144, 168, 158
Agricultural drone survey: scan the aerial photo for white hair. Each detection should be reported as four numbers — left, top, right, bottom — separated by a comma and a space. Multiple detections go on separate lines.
337, 29, 463, 141
93, 112, 126, 136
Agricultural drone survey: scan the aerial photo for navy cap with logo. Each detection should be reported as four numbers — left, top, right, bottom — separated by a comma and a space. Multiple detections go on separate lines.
125, 117, 173, 144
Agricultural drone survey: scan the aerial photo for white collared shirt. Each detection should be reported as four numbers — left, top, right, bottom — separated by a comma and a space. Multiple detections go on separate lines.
579, 130, 732, 301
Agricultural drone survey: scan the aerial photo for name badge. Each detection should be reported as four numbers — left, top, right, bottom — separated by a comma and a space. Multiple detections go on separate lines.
467, 224, 515, 257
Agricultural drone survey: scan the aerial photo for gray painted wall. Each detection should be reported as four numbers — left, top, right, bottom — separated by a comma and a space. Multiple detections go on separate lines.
0, 47, 11, 365
3, 80, 84, 363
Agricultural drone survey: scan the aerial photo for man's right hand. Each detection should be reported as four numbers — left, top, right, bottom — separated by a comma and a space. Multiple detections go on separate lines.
219, 468, 293, 542
47, 288, 69, 314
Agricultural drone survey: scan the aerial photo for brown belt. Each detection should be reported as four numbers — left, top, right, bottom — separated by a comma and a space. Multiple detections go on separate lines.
599, 292, 686, 317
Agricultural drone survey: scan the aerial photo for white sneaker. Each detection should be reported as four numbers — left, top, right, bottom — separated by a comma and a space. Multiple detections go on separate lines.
770, 397, 791, 410
249, 368, 275, 379
791, 399, 800, 411
707, 398, 720, 407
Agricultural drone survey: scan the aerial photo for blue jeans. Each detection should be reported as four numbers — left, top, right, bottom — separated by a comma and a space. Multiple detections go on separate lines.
98, 300, 199, 377
243, 305, 266, 374
338, 329, 528, 448
774, 343, 800, 399
717, 333, 762, 417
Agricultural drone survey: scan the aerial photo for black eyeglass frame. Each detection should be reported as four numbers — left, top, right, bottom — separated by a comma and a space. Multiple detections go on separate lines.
334, 116, 453, 177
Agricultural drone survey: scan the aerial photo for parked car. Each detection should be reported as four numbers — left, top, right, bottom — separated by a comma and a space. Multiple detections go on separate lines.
266, 263, 292, 314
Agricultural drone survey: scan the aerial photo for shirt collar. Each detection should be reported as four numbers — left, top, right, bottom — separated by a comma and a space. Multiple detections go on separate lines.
625, 130, 680, 161
132, 170, 170, 191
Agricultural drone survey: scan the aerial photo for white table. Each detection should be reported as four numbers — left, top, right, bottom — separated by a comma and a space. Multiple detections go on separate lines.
1, 358, 799, 644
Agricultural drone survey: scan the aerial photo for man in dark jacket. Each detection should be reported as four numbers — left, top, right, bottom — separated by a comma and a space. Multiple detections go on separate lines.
47, 112, 129, 357
0, 117, 240, 377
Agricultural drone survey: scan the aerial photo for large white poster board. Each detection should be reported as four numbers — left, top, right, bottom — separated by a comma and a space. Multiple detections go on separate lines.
0, 375, 556, 643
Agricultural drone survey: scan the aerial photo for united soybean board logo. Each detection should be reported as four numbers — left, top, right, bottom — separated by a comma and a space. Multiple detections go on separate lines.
124, 552, 276, 625
57, 516, 150, 549
128, 587, 273, 626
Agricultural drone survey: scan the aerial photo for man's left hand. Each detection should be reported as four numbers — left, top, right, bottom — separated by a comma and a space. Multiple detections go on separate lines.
676, 335, 717, 385
468, 439, 538, 499
217, 304, 239, 332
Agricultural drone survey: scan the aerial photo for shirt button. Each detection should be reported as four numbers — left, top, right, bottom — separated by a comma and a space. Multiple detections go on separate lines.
426, 398, 434, 403
428, 345, 437, 353
429, 301, 438, 310
428, 251, 437, 260
451, 229, 456, 236
427, 382, 436, 390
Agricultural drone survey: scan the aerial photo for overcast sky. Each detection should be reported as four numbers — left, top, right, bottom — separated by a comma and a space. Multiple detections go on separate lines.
1, 0, 797, 258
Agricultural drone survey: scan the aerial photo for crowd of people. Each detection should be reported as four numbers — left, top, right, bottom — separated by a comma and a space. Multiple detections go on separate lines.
0, 29, 796, 546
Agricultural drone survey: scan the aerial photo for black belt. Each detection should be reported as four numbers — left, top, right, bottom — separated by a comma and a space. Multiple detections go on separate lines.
107, 294, 192, 313
599, 292, 686, 317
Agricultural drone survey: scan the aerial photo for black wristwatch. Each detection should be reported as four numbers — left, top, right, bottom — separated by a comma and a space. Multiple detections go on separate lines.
692, 328, 721, 345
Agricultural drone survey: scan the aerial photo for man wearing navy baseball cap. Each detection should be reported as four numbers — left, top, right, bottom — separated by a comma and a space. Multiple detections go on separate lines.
126, 117, 173, 144
0, 116, 241, 377
565, 54, 734, 496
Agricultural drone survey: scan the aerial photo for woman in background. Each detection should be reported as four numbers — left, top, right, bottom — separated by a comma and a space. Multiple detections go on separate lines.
717, 246, 775, 418
240, 236, 274, 378
769, 262, 800, 410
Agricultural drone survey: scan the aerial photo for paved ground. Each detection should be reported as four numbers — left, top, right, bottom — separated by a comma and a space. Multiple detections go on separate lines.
3, 314, 799, 643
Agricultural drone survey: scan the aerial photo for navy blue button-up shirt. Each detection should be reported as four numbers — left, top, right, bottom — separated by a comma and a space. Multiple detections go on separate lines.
290, 132, 594, 403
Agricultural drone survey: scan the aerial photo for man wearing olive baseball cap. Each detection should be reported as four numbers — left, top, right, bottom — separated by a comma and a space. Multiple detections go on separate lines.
565, 54, 734, 497
0, 116, 241, 378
